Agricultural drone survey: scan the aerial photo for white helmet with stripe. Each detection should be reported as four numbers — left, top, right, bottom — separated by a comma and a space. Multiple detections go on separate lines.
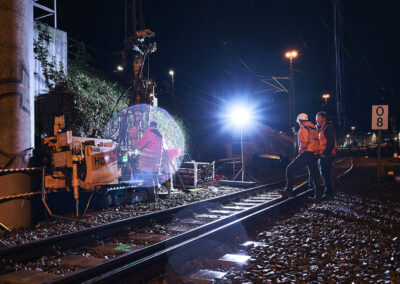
296, 113, 308, 123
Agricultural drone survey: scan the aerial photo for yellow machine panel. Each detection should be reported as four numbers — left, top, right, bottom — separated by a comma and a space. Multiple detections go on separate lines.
52, 151, 72, 168
43, 116, 120, 196
82, 144, 119, 189
44, 175, 66, 189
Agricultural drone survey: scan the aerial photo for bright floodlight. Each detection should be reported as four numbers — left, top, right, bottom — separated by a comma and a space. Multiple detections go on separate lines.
169, 69, 174, 77
229, 105, 251, 128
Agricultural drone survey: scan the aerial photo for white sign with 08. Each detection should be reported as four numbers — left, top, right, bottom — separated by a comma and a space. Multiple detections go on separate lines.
371, 105, 388, 130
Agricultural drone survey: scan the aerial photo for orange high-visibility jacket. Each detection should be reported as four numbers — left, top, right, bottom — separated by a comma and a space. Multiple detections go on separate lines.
136, 126, 163, 173
298, 121, 320, 154
319, 122, 337, 156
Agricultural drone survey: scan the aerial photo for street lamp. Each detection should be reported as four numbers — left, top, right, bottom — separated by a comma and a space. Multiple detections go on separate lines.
322, 93, 331, 104
285, 50, 298, 60
285, 50, 298, 127
229, 104, 251, 182
350, 126, 356, 146
169, 69, 175, 99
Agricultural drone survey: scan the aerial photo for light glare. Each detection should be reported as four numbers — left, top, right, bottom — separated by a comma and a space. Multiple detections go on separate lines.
285, 50, 298, 59
229, 105, 251, 127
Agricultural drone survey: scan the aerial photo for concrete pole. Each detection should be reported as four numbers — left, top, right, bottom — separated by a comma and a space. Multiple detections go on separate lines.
0, 0, 33, 228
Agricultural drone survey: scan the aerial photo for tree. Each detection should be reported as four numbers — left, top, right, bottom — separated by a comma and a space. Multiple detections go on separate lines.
34, 22, 128, 137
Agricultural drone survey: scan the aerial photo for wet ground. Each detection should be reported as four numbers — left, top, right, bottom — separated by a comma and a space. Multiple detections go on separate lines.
0, 185, 252, 247
0, 161, 291, 248
220, 157, 400, 283
2, 156, 399, 283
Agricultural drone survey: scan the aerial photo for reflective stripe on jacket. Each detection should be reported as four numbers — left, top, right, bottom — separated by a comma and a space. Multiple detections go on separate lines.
298, 121, 320, 154
319, 122, 337, 156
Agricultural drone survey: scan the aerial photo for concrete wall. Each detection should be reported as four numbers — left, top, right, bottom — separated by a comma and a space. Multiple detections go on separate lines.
33, 24, 67, 97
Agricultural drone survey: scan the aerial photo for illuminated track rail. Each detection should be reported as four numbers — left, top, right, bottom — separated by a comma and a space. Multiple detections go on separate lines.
0, 158, 351, 283
53, 159, 352, 284
0, 180, 286, 263
80, 188, 313, 284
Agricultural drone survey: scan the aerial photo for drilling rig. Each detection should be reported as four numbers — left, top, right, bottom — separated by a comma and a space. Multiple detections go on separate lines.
40, 2, 163, 216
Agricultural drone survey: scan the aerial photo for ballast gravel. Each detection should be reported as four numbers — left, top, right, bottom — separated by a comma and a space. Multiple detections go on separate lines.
0, 185, 249, 248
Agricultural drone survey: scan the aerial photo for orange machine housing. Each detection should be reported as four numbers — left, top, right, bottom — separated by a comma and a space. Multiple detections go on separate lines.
43, 117, 119, 192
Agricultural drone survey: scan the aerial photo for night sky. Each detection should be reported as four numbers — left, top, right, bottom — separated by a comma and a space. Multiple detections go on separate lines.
51, 0, 400, 158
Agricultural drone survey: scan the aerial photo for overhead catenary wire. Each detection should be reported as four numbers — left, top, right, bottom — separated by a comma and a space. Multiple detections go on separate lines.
278, 0, 309, 50
336, 10, 383, 86
174, 88, 220, 108
306, 0, 378, 84
214, 64, 238, 79
293, 68, 323, 78
150, 70, 226, 105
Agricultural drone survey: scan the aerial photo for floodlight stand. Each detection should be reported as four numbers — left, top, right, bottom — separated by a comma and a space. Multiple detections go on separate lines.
233, 129, 256, 182
241, 130, 244, 181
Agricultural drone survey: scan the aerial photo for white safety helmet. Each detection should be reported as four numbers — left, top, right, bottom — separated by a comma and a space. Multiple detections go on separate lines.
296, 113, 308, 123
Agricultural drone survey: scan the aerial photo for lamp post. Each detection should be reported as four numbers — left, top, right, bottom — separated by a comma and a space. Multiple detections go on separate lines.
169, 69, 175, 99
350, 125, 356, 145
322, 93, 331, 105
285, 50, 298, 126
229, 105, 251, 182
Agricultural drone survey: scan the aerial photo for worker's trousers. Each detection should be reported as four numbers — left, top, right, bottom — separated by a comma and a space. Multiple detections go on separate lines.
142, 171, 159, 202
286, 151, 322, 198
318, 155, 335, 197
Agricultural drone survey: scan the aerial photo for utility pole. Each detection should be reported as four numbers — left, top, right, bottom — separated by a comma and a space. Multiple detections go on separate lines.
169, 69, 175, 108
288, 57, 295, 126
333, 0, 344, 130
285, 50, 298, 127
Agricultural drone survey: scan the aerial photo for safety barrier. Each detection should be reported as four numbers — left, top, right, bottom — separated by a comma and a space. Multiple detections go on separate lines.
0, 167, 41, 173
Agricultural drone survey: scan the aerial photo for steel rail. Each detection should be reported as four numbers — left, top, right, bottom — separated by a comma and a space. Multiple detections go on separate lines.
0, 157, 350, 284
336, 158, 354, 179
0, 158, 349, 264
79, 184, 312, 284
48, 180, 309, 284
0, 178, 288, 264
49, 158, 352, 283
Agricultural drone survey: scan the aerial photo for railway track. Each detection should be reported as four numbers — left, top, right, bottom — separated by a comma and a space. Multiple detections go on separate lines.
0, 159, 352, 284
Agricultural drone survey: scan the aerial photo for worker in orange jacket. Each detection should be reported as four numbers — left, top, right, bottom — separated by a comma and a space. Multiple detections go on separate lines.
316, 111, 337, 198
135, 121, 163, 202
281, 113, 322, 200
